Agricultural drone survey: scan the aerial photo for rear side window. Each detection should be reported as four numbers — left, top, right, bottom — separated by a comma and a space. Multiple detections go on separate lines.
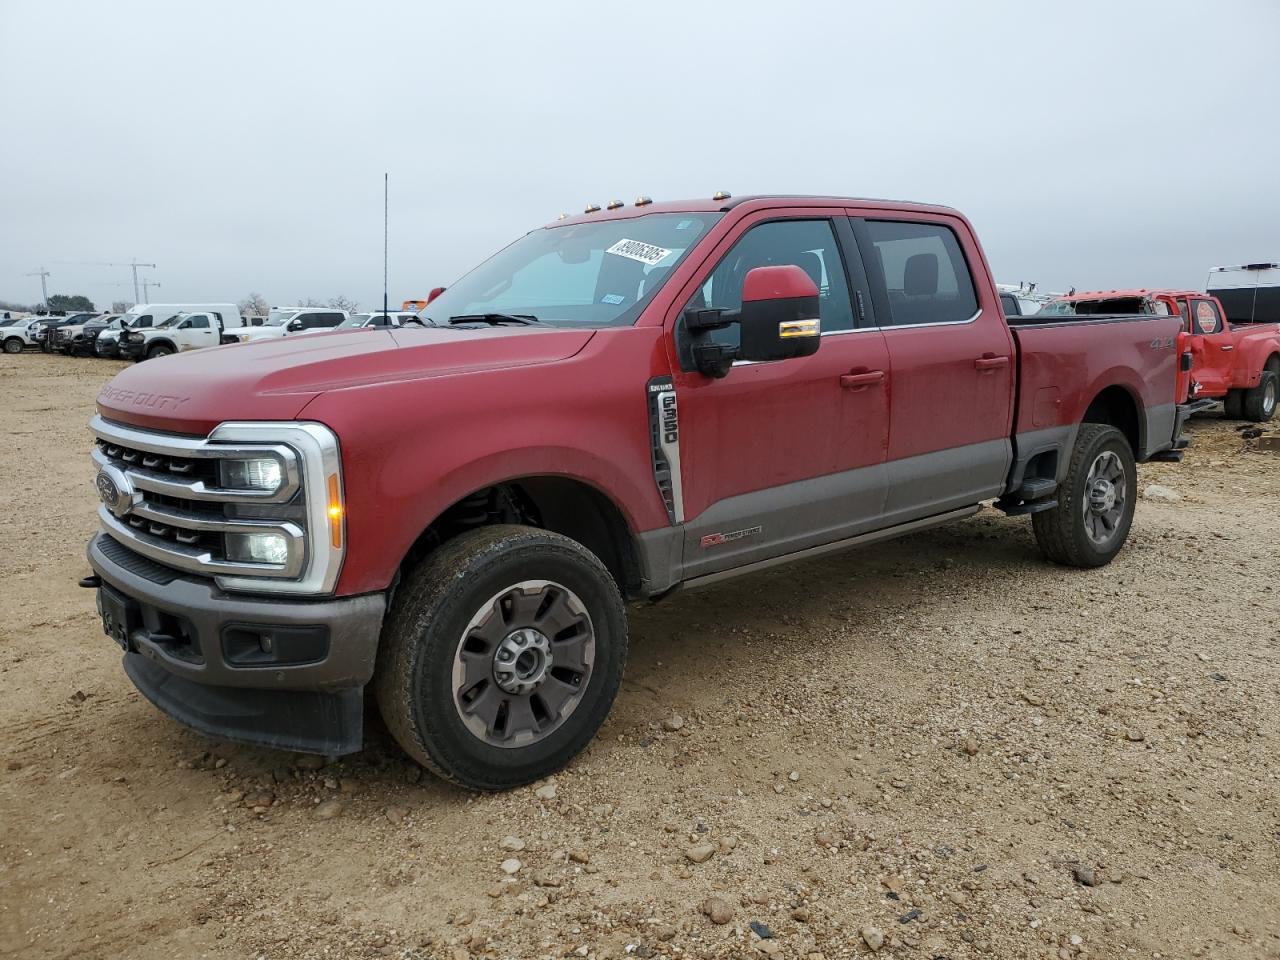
1193, 299, 1223, 334
862, 220, 978, 326
318, 313, 343, 327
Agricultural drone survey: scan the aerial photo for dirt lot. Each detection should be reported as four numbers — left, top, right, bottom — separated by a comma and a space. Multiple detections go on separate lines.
1, 352, 1278, 960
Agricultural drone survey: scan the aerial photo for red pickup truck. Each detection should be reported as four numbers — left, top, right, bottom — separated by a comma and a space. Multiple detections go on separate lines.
1042, 289, 1280, 421
85, 195, 1195, 789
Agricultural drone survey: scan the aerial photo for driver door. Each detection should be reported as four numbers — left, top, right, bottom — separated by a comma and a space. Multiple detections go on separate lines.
178, 314, 218, 351
666, 211, 891, 580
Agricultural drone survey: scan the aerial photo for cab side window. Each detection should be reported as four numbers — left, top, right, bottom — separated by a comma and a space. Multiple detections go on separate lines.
862, 220, 978, 326
189, 315, 210, 329
685, 219, 855, 345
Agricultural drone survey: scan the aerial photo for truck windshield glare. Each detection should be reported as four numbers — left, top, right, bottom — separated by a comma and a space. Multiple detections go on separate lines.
420, 212, 722, 329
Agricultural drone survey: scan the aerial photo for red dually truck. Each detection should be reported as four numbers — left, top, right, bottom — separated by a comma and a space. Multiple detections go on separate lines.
85, 195, 1195, 789
1042, 289, 1280, 422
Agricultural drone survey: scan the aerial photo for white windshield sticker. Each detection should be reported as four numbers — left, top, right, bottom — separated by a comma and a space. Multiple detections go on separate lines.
606, 238, 672, 266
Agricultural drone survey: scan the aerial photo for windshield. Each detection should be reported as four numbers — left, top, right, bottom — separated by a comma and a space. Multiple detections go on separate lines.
420, 212, 721, 328
340, 313, 372, 328
0, 318, 15, 327
152, 314, 183, 328
265, 309, 298, 326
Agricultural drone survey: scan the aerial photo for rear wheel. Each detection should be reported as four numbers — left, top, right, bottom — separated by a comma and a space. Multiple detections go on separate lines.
1241, 370, 1277, 423
1032, 423, 1136, 568
1222, 389, 1244, 420
375, 524, 627, 789
2, 337, 22, 354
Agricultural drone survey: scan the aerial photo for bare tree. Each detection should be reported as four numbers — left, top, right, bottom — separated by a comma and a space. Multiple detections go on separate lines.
238, 292, 269, 317
328, 295, 360, 313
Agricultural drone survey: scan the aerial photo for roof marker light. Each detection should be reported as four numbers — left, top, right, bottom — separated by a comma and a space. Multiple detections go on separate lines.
713, 190, 732, 201
556, 213, 568, 220
584, 203, 601, 214
606, 199, 624, 210
635, 196, 652, 206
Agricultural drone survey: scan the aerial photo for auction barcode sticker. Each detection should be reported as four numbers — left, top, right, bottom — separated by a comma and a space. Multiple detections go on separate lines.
606, 238, 673, 266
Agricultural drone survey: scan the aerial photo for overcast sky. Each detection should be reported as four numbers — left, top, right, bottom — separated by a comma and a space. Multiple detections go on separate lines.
2, 0, 1277, 309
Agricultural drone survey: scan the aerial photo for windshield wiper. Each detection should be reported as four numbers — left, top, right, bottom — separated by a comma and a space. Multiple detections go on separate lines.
447, 313, 542, 326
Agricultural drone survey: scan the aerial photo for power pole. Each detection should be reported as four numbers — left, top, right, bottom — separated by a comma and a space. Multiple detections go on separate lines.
130, 259, 157, 303
24, 267, 50, 308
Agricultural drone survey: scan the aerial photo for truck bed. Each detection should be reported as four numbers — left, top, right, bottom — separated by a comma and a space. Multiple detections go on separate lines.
1007, 311, 1183, 472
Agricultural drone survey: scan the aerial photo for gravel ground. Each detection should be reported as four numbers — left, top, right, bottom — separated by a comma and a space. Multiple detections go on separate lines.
1, 352, 1278, 960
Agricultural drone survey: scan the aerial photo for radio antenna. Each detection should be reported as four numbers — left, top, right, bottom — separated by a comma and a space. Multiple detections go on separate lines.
383, 172, 389, 319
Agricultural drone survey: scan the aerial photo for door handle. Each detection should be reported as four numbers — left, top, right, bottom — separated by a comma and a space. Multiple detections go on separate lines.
840, 370, 885, 390
974, 355, 1010, 371
1220, 344, 1234, 351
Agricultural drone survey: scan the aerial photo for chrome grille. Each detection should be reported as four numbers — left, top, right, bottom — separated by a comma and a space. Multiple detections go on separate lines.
91, 415, 344, 595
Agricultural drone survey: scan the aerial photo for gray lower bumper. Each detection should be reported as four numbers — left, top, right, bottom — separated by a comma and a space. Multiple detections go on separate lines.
87, 533, 386, 754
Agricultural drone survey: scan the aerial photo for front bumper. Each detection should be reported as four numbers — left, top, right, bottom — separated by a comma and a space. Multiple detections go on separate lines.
96, 339, 120, 357
118, 340, 144, 359
87, 532, 386, 754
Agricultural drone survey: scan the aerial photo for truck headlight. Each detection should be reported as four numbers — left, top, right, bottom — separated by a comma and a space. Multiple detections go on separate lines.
219, 458, 284, 492
225, 532, 290, 565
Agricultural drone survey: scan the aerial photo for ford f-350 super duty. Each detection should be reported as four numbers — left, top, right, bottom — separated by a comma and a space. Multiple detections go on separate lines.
84, 195, 1195, 789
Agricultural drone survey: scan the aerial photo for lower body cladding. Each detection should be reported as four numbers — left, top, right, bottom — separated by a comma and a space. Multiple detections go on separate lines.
87, 533, 385, 755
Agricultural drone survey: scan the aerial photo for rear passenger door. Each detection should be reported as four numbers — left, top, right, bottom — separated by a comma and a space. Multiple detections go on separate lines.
1184, 298, 1233, 396
848, 213, 1015, 525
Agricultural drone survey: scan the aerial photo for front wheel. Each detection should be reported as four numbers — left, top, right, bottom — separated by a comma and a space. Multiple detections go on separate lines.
2, 338, 22, 354
145, 344, 173, 360
1032, 423, 1137, 568
1241, 370, 1277, 423
375, 524, 628, 790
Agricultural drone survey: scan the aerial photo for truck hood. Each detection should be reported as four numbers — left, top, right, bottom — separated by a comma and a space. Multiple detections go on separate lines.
96, 325, 596, 434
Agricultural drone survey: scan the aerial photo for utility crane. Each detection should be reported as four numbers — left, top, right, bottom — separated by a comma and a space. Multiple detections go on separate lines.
24, 267, 50, 309
52, 258, 156, 303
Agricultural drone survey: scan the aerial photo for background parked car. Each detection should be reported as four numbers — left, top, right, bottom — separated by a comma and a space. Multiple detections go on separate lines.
230, 307, 347, 343
35, 313, 97, 353
1, 316, 45, 354
69, 315, 124, 356
336, 311, 425, 329
118, 305, 245, 360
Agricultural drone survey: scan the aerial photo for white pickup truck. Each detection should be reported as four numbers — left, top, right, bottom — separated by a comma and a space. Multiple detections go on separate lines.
118, 305, 245, 361
1, 316, 45, 353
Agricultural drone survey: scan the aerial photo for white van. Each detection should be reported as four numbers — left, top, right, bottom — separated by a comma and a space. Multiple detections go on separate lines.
116, 303, 244, 360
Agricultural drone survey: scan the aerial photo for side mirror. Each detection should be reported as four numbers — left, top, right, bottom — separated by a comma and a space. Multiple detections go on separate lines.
682, 264, 821, 378
738, 265, 821, 362
426, 286, 446, 305
287, 320, 303, 331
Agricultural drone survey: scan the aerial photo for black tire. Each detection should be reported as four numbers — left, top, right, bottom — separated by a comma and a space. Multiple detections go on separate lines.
1222, 389, 1244, 420
1241, 370, 1277, 423
375, 524, 628, 790
146, 343, 174, 360
2, 337, 22, 355
1032, 423, 1136, 568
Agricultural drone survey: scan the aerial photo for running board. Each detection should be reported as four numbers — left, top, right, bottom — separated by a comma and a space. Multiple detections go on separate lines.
681, 505, 981, 592
1147, 449, 1184, 463
998, 498, 1058, 515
